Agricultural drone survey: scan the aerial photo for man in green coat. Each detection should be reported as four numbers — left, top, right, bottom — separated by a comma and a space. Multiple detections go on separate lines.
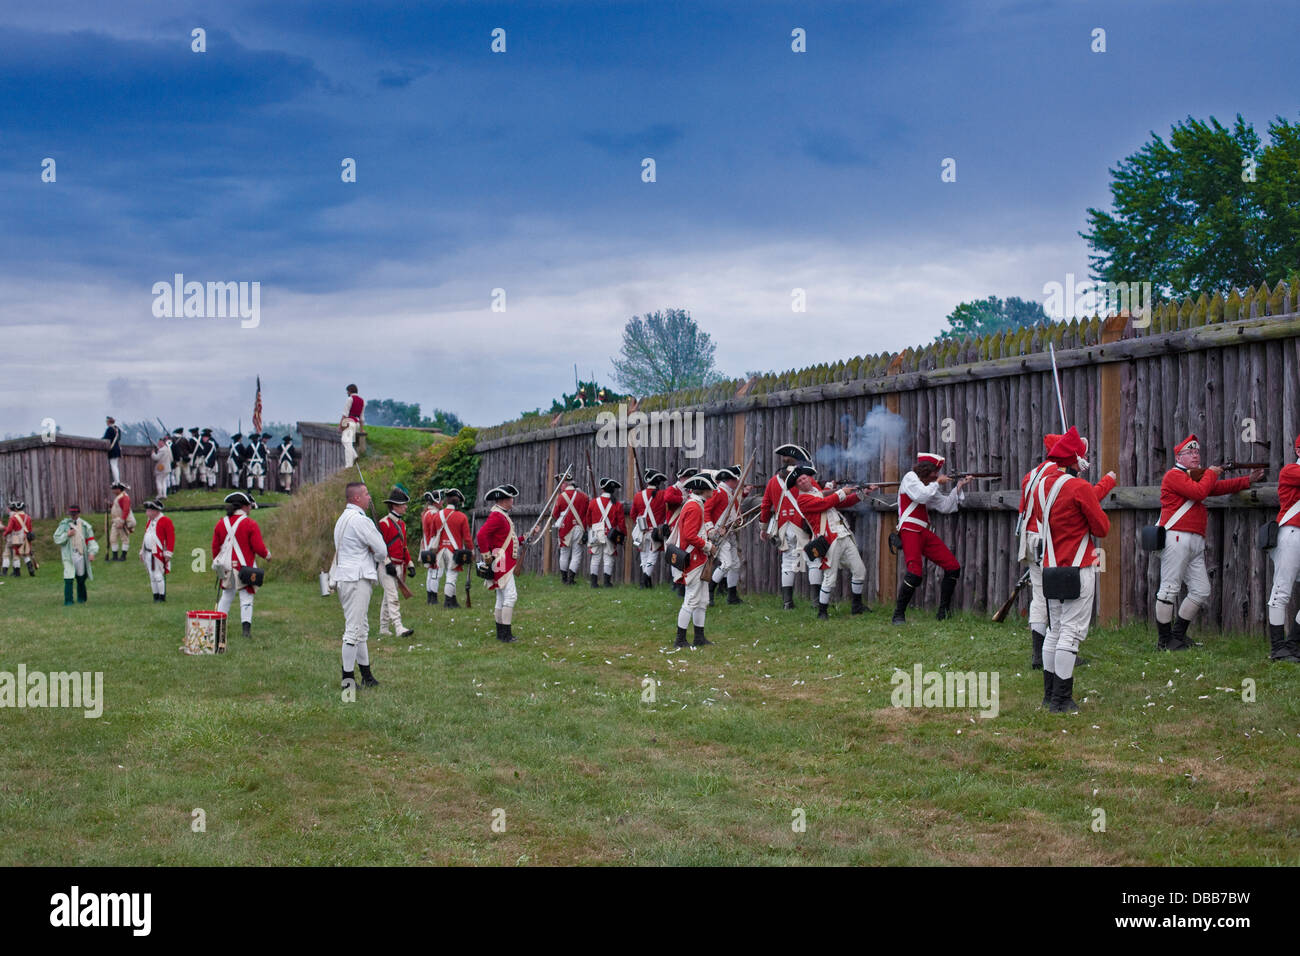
52, 505, 99, 605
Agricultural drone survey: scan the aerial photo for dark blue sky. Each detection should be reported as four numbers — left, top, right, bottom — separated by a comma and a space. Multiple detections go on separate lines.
2, 0, 1295, 435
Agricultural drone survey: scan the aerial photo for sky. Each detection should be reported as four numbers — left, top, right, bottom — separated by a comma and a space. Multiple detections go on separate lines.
2, 0, 1296, 437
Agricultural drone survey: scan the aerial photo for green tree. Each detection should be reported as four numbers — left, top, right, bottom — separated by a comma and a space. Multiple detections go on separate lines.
366, 399, 462, 432
935, 296, 1048, 341
610, 309, 722, 396
1083, 114, 1300, 296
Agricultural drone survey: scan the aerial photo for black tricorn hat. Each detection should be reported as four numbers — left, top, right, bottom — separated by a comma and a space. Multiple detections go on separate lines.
785, 463, 817, 489
225, 491, 256, 508
230, 433, 243, 441
282, 435, 292, 442
775, 443, 812, 463
599, 477, 621, 493
111, 480, 127, 490
442, 488, 465, 502
484, 485, 513, 502
261, 432, 272, 440
201, 428, 212, 435
384, 485, 411, 506
172, 427, 183, 435
143, 498, 164, 512
715, 466, 739, 482
189, 427, 199, 434
683, 473, 716, 494
422, 490, 440, 504
644, 469, 666, 485
676, 466, 699, 481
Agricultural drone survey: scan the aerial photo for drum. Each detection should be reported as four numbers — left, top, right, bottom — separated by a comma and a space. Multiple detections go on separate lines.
182, 610, 228, 655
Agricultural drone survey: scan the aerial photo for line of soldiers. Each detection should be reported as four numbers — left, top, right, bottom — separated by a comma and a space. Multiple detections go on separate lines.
138, 426, 298, 499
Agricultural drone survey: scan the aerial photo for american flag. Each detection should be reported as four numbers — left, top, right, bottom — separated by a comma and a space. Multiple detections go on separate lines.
252, 376, 263, 434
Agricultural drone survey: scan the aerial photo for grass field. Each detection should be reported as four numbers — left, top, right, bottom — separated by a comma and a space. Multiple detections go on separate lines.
2, 506, 1297, 865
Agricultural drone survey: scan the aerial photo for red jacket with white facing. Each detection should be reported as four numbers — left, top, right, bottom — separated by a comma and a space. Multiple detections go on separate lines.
1040, 473, 1110, 567
475, 506, 518, 587
705, 485, 743, 525
552, 488, 589, 537
795, 486, 861, 545
1158, 466, 1251, 535
146, 515, 176, 571
654, 484, 685, 526
4, 512, 32, 536
585, 494, 626, 536
211, 513, 269, 593
760, 471, 821, 530
674, 496, 710, 573
427, 507, 471, 559
1277, 463, 1300, 527
378, 512, 412, 565
1019, 461, 1117, 533
631, 487, 667, 528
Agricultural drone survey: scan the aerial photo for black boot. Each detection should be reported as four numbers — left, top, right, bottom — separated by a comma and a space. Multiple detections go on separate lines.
427, 590, 437, 605
1031, 630, 1045, 670
445, 595, 459, 609
1286, 622, 1300, 659
708, 580, 717, 606
851, 592, 866, 615
159, 591, 165, 602
936, 568, 959, 620
817, 599, 829, 620
1051, 674, 1079, 713
1156, 619, 1172, 651
727, 585, 742, 605
26, 560, 35, 577
358, 663, 379, 687
892, 572, 920, 625
693, 624, 712, 647
1042, 671, 1055, 709
503, 623, 518, 643
1168, 615, 1194, 651
1268, 623, 1300, 662
75, 575, 87, 603
604, 573, 613, 588
674, 626, 689, 648
591, 573, 600, 589
643, 573, 653, 589
63, 579, 74, 605
153, 593, 160, 602
560, 570, 568, 585
241, 622, 251, 639
341, 669, 356, 690
781, 586, 794, 610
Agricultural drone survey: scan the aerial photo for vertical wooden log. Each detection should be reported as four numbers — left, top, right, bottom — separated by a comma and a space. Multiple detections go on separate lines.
1097, 315, 1126, 624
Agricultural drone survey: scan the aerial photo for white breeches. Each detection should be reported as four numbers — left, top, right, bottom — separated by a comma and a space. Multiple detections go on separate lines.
1267, 525, 1300, 626
341, 421, 358, 467
427, 548, 459, 596
216, 585, 255, 623
1025, 531, 1047, 631
589, 534, 616, 575
493, 572, 518, 624
379, 572, 405, 633
559, 525, 585, 572
338, 578, 372, 670
676, 563, 707, 628
109, 458, 121, 483
1043, 566, 1096, 679
820, 535, 865, 596
144, 555, 167, 594
710, 536, 740, 587
1156, 531, 1210, 619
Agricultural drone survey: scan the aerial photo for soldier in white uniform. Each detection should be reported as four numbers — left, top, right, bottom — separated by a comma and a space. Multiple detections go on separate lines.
150, 436, 173, 500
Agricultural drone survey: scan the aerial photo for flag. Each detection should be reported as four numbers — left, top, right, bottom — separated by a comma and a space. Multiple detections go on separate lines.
252, 376, 263, 434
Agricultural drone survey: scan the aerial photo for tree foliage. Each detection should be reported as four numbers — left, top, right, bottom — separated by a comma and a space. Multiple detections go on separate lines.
1083, 114, 1300, 297
610, 308, 722, 396
934, 296, 1048, 341
365, 398, 463, 433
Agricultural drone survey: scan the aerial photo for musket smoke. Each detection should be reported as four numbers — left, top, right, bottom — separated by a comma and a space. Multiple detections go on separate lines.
813, 406, 908, 478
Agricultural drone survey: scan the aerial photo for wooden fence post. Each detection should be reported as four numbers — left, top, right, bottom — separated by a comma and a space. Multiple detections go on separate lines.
878, 356, 903, 603
543, 439, 557, 575
1098, 314, 1127, 624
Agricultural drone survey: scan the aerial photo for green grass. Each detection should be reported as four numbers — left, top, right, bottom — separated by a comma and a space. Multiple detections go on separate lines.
2, 507, 1297, 865
363, 426, 446, 460
159, 489, 291, 509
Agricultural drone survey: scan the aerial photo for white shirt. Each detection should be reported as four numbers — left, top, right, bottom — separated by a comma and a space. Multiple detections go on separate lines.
898, 470, 964, 514
332, 503, 387, 582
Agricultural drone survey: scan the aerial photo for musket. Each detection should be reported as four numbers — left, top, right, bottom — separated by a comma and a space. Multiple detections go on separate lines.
991, 569, 1031, 623
1188, 462, 1269, 482
354, 461, 413, 599
826, 478, 901, 488
629, 441, 647, 492
1048, 342, 1068, 432
524, 464, 572, 545
464, 512, 473, 609
948, 471, 1001, 481
585, 448, 598, 496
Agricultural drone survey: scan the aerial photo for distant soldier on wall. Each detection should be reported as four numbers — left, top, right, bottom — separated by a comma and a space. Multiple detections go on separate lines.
376, 486, 416, 639
139, 499, 175, 602
277, 435, 298, 493
477, 484, 523, 643
228, 433, 250, 489
552, 474, 589, 585
183, 427, 201, 487
1154, 435, 1263, 651
53, 505, 99, 605
195, 428, 218, 489
3, 498, 36, 577
245, 432, 269, 492
168, 428, 185, 492
108, 481, 135, 561
631, 469, 668, 588
341, 384, 365, 468
586, 477, 626, 588
427, 488, 471, 608
150, 435, 173, 500
102, 416, 123, 484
